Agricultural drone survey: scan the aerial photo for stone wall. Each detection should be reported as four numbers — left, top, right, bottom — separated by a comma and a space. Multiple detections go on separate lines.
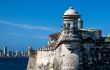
27, 43, 79, 70
53, 43, 79, 70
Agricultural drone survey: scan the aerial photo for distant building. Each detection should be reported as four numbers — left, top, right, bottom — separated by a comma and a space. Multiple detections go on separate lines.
0, 46, 28, 58
7, 51, 13, 57
21, 50, 28, 57
25, 51, 28, 57
15, 50, 21, 57
27, 7, 110, 70
0, 50, 3, 57
21, 50, 25, 57
12, 51, 16, 57
3, 46, 7, 57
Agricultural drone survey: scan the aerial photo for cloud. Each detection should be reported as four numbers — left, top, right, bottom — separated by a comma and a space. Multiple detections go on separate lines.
1, 32, 48, 39
0, 20, 55, 32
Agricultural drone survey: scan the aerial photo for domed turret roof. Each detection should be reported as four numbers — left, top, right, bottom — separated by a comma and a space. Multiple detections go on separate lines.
64, 7, 78, 15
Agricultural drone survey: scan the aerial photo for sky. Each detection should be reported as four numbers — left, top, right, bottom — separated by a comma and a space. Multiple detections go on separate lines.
0, 0, 110, 51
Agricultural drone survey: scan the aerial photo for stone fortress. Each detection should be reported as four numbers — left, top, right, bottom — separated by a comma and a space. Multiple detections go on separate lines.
27, 7, 110, 70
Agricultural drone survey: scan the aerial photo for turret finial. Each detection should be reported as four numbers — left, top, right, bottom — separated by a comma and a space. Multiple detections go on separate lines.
69, 6, 74, 9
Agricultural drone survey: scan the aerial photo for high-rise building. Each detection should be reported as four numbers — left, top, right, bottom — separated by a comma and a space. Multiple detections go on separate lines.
3, 46, 7, 57
0, 50, 3, 57
7, 51, 13, 57
15, 50, 21, 57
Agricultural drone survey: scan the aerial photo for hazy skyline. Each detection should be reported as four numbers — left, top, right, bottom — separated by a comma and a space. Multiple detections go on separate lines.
0, 0, 110, 50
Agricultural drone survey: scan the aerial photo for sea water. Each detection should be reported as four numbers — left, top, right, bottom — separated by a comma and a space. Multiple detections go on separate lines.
0, 57, 28, 70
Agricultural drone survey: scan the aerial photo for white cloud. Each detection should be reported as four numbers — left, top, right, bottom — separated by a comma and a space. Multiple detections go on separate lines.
0, 20, 55, 32
1, 32, 48, 39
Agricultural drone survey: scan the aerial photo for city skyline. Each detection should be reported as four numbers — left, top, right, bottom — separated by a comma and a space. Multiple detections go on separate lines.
0, 0, 110, 50
0, 46, 28, 58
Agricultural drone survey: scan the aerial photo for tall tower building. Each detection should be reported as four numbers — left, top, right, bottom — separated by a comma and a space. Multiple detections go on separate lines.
3, 46, 7, 57
15, 50, 21, 57
0, 50, 3, 57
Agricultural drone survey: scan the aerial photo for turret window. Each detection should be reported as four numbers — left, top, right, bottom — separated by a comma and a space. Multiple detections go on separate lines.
66, 23, 70, 30
67, 23, 70, 27
64, 24, 66, 27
